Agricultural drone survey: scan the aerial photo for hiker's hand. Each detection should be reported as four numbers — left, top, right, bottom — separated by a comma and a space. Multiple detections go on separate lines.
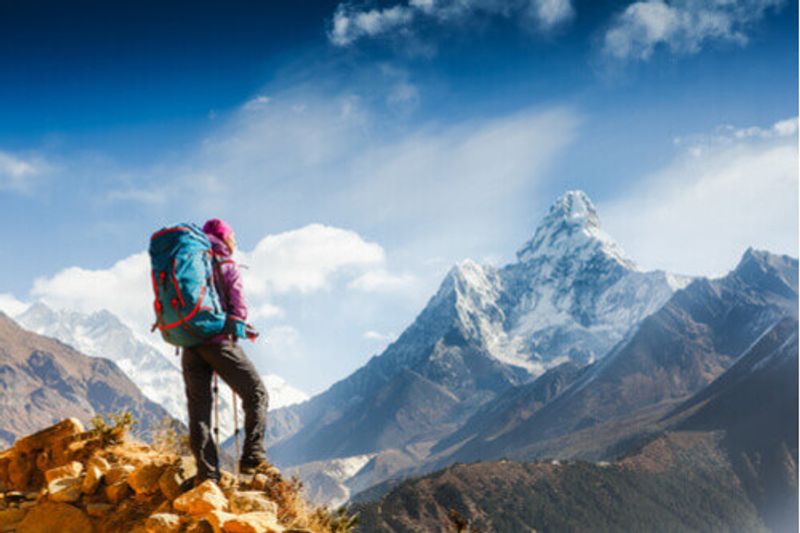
223, 317, 248, 339
245, 324, 260, 341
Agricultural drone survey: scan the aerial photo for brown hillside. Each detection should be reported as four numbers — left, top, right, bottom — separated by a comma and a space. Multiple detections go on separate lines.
0, 313, 172, 447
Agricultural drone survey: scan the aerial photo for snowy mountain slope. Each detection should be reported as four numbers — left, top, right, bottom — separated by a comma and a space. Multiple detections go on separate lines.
15, 302, 307, 439
268, 190, 688, 470
439, 249, 798, 466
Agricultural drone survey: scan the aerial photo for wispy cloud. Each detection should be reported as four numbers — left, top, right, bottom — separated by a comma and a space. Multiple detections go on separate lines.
0, 150, 48, 193
329, 0, 574, 47
602, 0, 783, 61
603, 117, 798, 277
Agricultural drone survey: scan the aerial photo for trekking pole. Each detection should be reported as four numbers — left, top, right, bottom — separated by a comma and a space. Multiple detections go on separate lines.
213, 372, 221, 479
232, 389, 241, 483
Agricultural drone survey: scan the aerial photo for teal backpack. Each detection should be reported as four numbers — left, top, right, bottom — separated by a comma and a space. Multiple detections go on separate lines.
148, 223, 227, 347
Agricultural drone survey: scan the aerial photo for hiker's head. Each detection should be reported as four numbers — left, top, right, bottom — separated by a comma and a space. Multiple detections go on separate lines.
203, 218, 236, 252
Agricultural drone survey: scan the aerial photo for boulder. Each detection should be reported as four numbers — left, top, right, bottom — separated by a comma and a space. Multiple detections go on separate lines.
105, 481, 131, 503
173, 480, 229, 516
14, 419, 84, 454
44, 461, 83, 483
222, 512, 283, 533
47, 476, 82, 503
203, 510, 237, 533
7, 452, 34, 490
145, 512, 182, 533
0, 508, 27, 531
105, 464, 136, 485
229, 491, 278, 515
158, 456, 196, 501
85, 502, 114, 517
82, 456, 110, 494
16, 502, 92, 533
129, 463, 167, 495
82, 465, 102, 494
157, 468, 183, 501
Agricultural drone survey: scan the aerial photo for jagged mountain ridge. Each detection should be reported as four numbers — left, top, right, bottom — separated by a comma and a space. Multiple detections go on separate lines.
438, 249, 798, 466
266, 191, 687, 469
0, 312, 172, 446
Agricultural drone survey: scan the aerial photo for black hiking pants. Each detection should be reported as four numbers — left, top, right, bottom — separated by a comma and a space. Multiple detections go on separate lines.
182, 340, 268, 481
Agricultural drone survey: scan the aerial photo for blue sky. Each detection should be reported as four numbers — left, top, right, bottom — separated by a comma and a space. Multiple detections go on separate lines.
0, 0, 797, 394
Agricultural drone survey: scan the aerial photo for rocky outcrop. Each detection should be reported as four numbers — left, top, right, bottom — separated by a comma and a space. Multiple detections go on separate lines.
0, 419, 351, 532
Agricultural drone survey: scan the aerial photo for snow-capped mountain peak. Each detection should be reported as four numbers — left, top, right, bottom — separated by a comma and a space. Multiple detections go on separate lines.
516, 190, 635, 271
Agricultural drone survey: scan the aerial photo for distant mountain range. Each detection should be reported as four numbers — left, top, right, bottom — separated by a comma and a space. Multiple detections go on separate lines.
0, 312, 171, 447
260, 191, 797, 519
14, 302, 308, 440
353, 312, 798, 532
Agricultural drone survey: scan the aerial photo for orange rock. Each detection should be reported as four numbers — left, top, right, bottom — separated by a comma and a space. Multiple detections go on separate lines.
14, 419, 84, 454
105, 463, 136, 485
230, 491, 278, 514
145, 512, 182, 533
173, 480, 229, 516
0, 508, 28, 531
222, 512, 283, 533
158, 467, 183, 501
105, 481, 131, 503
16, 502, 93, 533
44, 460, 83, 483
47, 475, 82, 503
203, 510, 237, 533
85, 502, 114, 517
7, 452, 34, 490
129, 463, 167, 495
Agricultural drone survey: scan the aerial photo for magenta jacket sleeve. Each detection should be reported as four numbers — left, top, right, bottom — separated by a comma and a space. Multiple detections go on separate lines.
219, 259, 248, 323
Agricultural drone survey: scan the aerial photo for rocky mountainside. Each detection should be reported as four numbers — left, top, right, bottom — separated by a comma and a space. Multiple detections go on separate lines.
0, 313, 172, 447
353, 432, 767, 533
0, 418, 354, 532
672, 316, 798, 533
437, 249, 797, 466
267, 191, 686, 470
352, 316, 798, 532
15, 302, 308, 440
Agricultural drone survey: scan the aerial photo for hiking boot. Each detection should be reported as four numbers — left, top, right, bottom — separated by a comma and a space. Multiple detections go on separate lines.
238, 457, 270, 476
178, 475, 197, 494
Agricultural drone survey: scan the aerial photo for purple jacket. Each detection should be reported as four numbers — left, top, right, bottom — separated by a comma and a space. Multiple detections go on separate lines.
207, 234, 248, 342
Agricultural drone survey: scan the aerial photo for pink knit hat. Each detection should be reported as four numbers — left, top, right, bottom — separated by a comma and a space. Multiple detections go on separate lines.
202, 218, 234, 242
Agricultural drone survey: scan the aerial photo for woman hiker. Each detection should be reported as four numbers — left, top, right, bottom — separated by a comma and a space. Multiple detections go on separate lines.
181, 218, 269, 486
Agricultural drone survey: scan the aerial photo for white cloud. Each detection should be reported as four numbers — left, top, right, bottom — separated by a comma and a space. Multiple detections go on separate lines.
329, 0, 574, 47
348, 269, 416, 292
0, 151, 47, 193
250, 303, 285, 320
603, 117, 798, 277
674, 116, 798, 151
603, 0, 783, 61
241, 224, 387, 295
28, 224, 401, 342
0, 293, 29, 317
